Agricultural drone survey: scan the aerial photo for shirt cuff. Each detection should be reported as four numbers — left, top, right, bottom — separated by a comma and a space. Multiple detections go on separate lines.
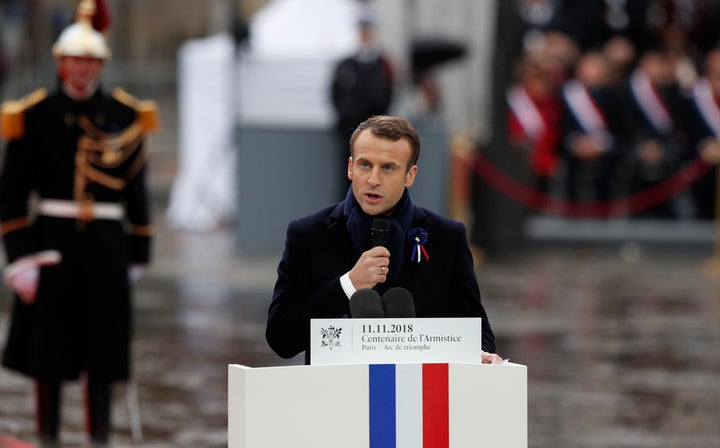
340, 272, 356, 300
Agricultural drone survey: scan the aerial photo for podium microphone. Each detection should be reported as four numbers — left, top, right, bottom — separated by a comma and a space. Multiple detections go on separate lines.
349, 288, 385, 318
381, 287, 416, 318
371, 218, 390, 247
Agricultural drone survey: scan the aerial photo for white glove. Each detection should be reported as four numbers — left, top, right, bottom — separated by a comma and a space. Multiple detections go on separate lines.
3, 250, 62, 304
128, 264, 145, 284
7, 263, 40, 304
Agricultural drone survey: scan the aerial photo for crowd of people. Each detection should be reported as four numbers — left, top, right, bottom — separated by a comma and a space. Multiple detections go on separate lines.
506, 0, 720, 220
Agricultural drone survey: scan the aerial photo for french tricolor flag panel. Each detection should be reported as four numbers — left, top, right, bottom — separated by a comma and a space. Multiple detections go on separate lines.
369, 363, 451, 448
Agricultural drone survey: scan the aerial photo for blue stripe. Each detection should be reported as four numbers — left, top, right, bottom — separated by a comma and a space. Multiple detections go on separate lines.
369, 364, 396, 448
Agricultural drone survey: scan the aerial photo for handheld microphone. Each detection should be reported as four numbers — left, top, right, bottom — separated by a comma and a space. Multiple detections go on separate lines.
349, 288, 385, 318
381, 287, 416, 318
370, 218, 390, 247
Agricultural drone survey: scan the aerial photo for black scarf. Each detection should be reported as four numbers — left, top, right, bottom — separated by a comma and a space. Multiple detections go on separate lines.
342, 187, 415, 292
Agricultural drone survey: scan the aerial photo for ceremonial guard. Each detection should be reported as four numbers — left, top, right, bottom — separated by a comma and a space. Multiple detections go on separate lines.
0, 1, 158, 446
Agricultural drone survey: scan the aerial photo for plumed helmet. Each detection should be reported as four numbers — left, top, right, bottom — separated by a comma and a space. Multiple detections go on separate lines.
52, 0, 111, 60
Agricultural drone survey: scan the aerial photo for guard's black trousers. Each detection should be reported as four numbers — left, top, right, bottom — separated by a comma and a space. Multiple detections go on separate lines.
35, 377, 111, 447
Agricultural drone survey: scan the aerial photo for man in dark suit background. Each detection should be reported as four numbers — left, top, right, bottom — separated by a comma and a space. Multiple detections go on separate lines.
266, 115, 501, 364
330, 10, 394, 200
559, 51, 625, 215
617, 46, 689, 219
686, 47, 720, 220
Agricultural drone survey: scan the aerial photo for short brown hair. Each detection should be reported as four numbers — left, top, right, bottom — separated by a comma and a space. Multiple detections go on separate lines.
349, 115, 421, 170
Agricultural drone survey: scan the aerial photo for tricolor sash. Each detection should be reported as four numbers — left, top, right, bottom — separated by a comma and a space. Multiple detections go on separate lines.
629, 70, 673, 134
562, 79, 608, 134
507, 85, 546, 141
693, 79, 720, 137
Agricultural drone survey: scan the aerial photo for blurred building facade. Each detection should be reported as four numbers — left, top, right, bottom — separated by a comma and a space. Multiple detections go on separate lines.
0, 0, 497, 136
1, 0, 265, 98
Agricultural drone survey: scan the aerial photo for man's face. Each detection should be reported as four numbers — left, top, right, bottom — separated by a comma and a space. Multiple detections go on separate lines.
58, 56, 104, 94
348, 129, 417, 216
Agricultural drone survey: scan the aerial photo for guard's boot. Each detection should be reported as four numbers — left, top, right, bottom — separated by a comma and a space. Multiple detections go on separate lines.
85, 379, 112, 446
35, 380, 61, 448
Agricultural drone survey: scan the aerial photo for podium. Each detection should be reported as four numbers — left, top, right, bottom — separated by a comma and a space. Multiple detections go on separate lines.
228, 362, 527, 447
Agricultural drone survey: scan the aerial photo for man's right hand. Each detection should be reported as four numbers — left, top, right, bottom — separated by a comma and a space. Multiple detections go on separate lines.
3, 250, 62, 304
700, 138, 720, 165
348, 246, 390, 290
6, 264, 40, 304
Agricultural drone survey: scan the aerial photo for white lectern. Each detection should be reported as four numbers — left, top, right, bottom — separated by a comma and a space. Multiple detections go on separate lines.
228, 362, 527, 447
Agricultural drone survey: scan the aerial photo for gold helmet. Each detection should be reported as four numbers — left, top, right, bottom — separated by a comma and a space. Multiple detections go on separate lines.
52, 0, 111, 60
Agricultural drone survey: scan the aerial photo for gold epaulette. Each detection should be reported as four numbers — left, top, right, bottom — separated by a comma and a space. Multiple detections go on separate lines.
113, 88, 161, 133
0, 88, 48, 140
131, 224, 153, 237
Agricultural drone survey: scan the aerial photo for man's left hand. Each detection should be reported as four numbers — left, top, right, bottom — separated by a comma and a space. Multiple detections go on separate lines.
481, 352, 505, 364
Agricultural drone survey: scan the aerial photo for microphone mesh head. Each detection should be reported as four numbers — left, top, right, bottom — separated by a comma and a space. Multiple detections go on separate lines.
349, 288, 385, 318
382, 287, 416, 318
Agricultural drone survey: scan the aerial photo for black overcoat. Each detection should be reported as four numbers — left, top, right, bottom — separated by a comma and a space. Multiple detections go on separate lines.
266, 199, 496, 363
0, 86, 152, 381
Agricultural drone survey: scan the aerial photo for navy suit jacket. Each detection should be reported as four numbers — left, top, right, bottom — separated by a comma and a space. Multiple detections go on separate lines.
266, 198, 496, 362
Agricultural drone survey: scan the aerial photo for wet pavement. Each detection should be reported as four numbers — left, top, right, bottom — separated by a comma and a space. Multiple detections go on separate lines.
1, 155, 720, 447
482, 245, 720, 448
2, 215, 719, 447
0, 200, 298, 448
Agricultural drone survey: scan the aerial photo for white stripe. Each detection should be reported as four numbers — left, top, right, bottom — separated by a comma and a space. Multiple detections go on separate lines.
562, 80, 607, 133
693, 79, 720, 137
629, 71, 672, 134
37, 199, 124, 220
396, 363, 423, 448
506, 85, 546, 141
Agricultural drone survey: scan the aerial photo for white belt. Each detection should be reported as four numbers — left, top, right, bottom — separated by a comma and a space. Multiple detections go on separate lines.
37, 199, 124, 220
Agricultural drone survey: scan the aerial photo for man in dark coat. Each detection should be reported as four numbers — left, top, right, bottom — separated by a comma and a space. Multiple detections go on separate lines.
266, 115, 501, 365
616, 47, 689, 218
0, 1, 157, 445
330, 11, 394, 200
686, 47, 720, 220
559, 51, 625, 216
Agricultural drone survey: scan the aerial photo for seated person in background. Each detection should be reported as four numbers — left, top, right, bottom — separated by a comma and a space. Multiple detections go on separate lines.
266, 116, 501, 364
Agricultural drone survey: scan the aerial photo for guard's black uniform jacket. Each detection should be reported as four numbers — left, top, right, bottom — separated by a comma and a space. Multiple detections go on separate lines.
0, 85, 156, 381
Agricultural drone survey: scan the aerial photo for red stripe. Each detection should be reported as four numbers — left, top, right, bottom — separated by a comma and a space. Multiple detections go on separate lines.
0, 435, 35, 448
422, 364, 449, 448
420, 245, 430, 261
